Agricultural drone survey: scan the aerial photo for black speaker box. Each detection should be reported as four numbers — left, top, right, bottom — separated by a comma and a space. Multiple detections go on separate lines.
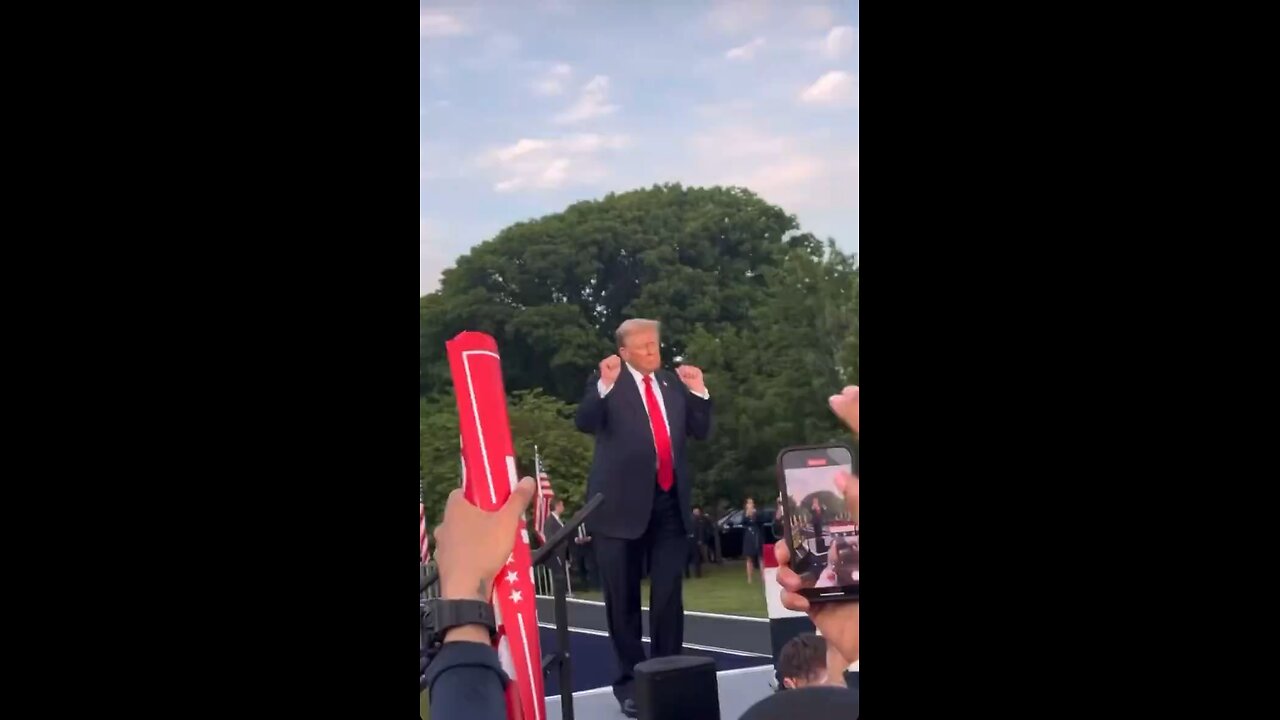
635, 655, 719, 720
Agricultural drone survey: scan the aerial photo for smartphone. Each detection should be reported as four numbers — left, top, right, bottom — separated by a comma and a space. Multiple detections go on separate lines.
775, 444, 858, 602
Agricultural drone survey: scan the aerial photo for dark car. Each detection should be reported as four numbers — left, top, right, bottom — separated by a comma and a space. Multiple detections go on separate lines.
715, 507, 779, 559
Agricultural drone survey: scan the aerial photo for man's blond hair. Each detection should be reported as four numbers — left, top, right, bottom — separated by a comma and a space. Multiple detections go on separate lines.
615, 318, 660, 348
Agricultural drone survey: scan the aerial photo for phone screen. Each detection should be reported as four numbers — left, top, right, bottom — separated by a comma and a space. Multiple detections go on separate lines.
777, 445, 858, 601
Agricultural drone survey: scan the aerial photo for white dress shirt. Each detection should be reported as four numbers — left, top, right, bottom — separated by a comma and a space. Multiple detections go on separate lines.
598, 363, 710, 465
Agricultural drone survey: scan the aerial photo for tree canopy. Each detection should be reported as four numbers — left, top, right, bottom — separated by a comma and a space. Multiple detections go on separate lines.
420, 184, 857, 520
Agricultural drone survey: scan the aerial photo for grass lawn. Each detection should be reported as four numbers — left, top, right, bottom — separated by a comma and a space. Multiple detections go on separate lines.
572, 558, 767, 618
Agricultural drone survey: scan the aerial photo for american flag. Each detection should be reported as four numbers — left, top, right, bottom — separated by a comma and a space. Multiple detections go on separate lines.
532, 446, 554, 542
420, 502, 429, 564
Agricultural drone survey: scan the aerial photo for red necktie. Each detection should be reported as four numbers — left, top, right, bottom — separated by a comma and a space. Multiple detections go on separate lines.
642, 375, 674, 492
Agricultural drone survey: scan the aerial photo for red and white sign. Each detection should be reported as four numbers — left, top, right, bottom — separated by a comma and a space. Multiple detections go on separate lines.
447, 331, 546, 720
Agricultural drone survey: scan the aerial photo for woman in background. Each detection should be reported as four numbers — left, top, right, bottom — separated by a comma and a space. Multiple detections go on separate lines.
743, 497, 763, 584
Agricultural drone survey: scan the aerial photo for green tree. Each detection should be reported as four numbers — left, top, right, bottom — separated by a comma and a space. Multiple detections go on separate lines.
420, 390, 593, 526
420, 184, 797, 402
420, 184, 858, 518
684, 240, 859, 505
419, 394, 460, 526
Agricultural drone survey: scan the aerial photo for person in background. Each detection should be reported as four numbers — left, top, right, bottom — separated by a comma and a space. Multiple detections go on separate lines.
776, 633, 829, 690
685, 513, 699, 579
694, 506, 713, 572
685, 506, 711, 578
743, 497, 763, 585
573, 520, 596, 592
544, 498, 569, 595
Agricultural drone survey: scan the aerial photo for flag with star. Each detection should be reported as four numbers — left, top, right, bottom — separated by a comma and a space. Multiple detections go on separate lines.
419, 502, 429, 564
532, 446, 554, 543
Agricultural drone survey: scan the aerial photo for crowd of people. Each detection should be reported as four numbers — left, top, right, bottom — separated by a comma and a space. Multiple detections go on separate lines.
423, 318, 859, 719
550, 496, 781, 590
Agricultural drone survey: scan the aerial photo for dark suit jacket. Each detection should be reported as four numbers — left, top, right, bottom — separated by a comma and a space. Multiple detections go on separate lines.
544, 513, 567, 572
575, 367, 712, 539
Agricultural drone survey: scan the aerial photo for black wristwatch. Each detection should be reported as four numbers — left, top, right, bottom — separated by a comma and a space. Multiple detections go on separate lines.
424, 598, 497, 647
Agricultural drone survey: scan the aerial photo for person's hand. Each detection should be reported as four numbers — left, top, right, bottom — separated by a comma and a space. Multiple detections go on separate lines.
676, 364, 706, 394
828, 385, 858, 437
775, 539, 859, 662
837, 470, 858, 525
828, 385, 859, 523
599, 354, 622, 387
435, 476, 537, 603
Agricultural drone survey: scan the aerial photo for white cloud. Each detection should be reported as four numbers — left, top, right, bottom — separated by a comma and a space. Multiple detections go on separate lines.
686, 125, 859, 211
554, 75, 619, 124
824, 26, 857, 60
494, 139, 550, 163
800, 71, 858, 106
420, 12, 466, 38
560, 133, 629, 153
531, 63, 573, 96
482, 133, 629, 192
725, 37, 766, 61
540, 158, 571, 187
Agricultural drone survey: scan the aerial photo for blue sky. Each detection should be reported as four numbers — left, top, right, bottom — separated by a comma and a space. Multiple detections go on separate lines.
421, 0, 859, 295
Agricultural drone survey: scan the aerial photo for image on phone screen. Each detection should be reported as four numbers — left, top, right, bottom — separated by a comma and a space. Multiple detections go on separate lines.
778, 446, 858, 599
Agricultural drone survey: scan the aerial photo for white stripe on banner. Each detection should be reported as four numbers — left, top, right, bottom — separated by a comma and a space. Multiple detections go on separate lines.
462, 350, 501, 504
518, 612, 542, 720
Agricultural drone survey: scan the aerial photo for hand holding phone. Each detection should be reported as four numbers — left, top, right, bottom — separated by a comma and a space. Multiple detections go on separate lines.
775, 444, 858, 602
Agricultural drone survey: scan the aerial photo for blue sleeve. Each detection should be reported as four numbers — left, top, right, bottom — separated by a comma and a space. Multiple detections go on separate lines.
686, 392, 712, 440
426, 641, 510, 720
575, 375, 607, 433
844, 669, 860, 710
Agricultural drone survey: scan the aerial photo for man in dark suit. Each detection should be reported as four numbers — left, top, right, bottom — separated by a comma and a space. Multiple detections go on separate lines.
575, 318, 713, 718
686, 506, 711, 578
572, 520, 597, 591
543, 498, 569, 595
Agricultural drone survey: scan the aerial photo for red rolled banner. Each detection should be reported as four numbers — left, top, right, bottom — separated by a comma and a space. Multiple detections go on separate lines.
446, 331, 546, 720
